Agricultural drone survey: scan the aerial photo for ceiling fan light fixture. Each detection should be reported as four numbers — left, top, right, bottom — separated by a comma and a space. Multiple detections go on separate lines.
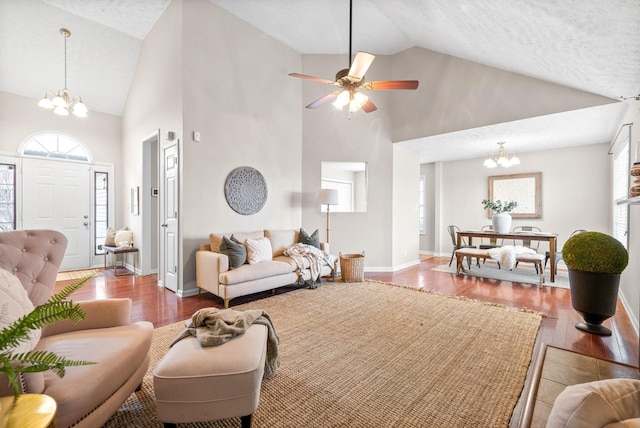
333, 90, 350, 110
349, 92, 368, 112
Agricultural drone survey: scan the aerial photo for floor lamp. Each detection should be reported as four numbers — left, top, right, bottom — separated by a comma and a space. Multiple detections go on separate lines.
319, 189, 339, 244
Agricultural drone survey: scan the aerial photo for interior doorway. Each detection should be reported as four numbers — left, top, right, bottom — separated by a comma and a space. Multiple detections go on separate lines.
141, 131, 160, 276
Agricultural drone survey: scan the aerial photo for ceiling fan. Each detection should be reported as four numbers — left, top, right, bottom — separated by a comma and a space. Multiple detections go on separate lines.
289, 0, 419, 115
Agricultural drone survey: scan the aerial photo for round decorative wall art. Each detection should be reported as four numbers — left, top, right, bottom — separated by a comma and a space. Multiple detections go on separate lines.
224, 167, 268, 215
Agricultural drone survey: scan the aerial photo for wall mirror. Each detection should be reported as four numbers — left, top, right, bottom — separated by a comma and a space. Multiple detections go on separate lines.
488, 172, 541, 218
321, 162, 367, 212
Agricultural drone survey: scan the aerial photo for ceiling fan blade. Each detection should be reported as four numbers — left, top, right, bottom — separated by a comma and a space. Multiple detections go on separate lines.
348, 51, 375, 80
364, 80, 419, 90
289, 73, 335, 85
362, 98, 377, 113
306, 92, 340, 109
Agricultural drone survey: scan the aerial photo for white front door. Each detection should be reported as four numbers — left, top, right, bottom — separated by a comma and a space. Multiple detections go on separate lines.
161, 142, 178, 292
22, 158, 91, 270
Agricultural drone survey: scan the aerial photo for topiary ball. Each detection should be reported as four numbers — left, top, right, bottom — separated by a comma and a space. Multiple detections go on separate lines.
562, 231, 628, 274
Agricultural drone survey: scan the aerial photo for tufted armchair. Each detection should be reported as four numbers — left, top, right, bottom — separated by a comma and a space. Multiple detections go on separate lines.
0, 230, 154, 428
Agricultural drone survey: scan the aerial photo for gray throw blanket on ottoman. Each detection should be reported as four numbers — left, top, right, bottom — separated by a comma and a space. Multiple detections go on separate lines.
171, 307, 280, 379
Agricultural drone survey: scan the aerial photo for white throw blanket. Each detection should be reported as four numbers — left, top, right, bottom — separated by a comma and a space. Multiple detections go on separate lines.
284, 243, 333, 283
488, 245, 536, 270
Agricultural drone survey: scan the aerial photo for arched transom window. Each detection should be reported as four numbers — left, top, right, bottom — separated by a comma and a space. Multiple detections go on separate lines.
21, 133, 91, 162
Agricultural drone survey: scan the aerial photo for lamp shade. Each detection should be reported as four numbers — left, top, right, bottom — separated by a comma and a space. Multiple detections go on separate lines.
319, 189, 339, 205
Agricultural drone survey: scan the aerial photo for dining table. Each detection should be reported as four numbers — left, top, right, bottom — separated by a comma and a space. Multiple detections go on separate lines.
457, 229, 559, 282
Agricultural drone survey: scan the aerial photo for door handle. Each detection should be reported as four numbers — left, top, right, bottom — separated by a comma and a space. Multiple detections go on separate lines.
83, 222, 89, 226
161, 224, 168, 228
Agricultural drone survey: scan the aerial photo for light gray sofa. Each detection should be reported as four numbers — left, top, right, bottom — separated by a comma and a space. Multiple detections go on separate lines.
196, 229, 334, 308
0, 229, 154, 428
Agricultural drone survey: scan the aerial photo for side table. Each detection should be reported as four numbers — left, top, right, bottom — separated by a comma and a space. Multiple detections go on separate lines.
0, 394, 56, 427
103, 246, 139, 276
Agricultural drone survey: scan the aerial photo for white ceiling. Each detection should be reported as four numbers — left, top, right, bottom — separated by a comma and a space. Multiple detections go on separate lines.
1, 0, 639, 163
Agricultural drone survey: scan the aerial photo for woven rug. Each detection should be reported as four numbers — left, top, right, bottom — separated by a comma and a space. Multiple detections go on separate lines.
55, 268, 102, 281
432, 263, 570, 289
104, 280, 543, 427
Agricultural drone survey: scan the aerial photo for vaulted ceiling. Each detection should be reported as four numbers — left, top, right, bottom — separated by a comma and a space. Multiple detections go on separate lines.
1, 0, 638, 162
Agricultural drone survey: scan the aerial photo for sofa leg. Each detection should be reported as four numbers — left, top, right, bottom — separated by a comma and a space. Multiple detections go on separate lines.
241, 414, 252, 428
224, 298, 230, 309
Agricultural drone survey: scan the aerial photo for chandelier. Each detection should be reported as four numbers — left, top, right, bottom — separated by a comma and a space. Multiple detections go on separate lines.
483, 142, 520, 168
38, 28, 88, 118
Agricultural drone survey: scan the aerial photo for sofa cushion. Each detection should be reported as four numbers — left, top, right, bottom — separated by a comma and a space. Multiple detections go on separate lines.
219, 235, 247, 269
0, 267, 39, 353
36, 322, 153, 428
245, 237, 273, 265
219, 261, 294, 285
546, 379, 640, 428
298, 228, 320, 249
210, 231, 264, 253
265, 229, 298, 257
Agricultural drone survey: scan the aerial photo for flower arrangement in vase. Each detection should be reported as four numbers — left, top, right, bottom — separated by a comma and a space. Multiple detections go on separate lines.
481, 199, 518, 233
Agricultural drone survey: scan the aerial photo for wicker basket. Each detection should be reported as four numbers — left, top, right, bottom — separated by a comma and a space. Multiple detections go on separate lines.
339, 251, 365, 282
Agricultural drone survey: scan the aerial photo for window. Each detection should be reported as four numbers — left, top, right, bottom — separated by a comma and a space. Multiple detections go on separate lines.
419, 175, 425, 233
21, 133, 90, 161
0, 163, 16, 231
612, 130, 629, 249
95, 172, 109, 254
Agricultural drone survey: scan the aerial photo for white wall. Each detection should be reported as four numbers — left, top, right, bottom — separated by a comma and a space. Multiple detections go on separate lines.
0, 91, 121, 166
392, 145, 420, 268
123, 0, 303, 294
389, 47, 617, 141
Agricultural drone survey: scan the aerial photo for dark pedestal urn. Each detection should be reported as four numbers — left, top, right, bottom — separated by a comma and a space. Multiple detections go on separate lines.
568, 269, 621, 336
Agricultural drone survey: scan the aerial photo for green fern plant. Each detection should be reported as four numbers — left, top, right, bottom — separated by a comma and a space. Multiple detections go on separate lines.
0, 276, 96, 396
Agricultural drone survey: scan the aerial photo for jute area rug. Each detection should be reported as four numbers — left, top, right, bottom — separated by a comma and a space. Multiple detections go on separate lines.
55, 268, 102, 282
105, 280, 543, 428
432, 263, 570, 289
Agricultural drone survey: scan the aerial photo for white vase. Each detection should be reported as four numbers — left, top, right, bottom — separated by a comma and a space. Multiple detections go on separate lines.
492, 212, 512, 234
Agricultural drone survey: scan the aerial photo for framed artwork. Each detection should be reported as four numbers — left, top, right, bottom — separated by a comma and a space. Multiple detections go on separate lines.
131, 186, 139, 215
488, 172, 541, 218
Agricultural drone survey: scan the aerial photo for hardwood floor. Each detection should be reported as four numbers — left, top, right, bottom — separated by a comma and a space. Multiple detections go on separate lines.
56, 255, 639, 367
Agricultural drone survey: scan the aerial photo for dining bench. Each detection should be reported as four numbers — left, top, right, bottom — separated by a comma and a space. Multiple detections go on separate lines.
454, 248, 545, 286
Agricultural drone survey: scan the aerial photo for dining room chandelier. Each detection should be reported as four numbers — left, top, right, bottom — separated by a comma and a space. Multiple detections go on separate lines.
483, 142, 520, 168
38, 28, 88, 118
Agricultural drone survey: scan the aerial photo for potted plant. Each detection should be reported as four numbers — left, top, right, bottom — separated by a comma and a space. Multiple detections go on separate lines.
481, 199, 518, 233
562, 231, 629, 336
0, 277, 95, 396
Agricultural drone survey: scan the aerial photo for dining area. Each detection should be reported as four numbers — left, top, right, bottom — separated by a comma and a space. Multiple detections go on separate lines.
450, 226, 561, 284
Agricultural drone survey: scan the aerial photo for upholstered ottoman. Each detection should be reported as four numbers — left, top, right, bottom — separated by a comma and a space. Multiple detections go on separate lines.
153, 323, 268, 428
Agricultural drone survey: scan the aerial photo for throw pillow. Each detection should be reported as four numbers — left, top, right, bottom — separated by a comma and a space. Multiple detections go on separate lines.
219, 235, 247, 269
245, 237, 273, 265
104, 227, 117, 246
105, 226, 129, 247
0, 268, 40, 354
299, 228, 320, 249
114, 229, 133, 247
